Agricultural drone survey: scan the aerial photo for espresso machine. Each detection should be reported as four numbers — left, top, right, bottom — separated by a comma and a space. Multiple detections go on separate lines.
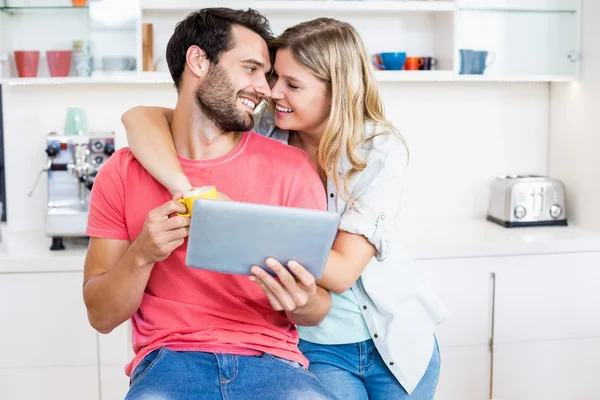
33, 132, 115, 250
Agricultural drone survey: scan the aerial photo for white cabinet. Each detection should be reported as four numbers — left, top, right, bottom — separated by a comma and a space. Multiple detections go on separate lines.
0, 271, 99, 400
0, 268, 133, 400
100, 365, 130, 400
455, 0, 580, 78
0, 366, 99, 400
98, 322, 131, 400
418, 250, 600, 400
419, 259, 493, 400
1, 238, 597, 400
493, 338, 600, 400
0, 2, 139, 79
420, 259, 494, 347
489, 252, 600, 400
434, 345, 491, 400
492, 252, 600, 342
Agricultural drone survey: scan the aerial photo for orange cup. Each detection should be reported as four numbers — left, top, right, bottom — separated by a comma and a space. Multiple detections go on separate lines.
404, 57, 424, 71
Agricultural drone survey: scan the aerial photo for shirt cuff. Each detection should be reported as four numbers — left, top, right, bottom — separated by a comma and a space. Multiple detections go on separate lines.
338, 208, 389, 261
86, 226, 130, 241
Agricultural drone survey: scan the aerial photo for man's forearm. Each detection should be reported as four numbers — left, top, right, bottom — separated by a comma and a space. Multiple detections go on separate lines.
83, 242, 153, 334
286, 286, 331, 326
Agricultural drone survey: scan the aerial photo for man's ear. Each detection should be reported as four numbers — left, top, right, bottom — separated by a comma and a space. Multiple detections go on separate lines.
186, 45, 210, 79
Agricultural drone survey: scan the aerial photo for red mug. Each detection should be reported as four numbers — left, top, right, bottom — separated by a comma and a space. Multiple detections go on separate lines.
14, 51, 40, 78
404, 57, 424, 71
47, 50, 72, 77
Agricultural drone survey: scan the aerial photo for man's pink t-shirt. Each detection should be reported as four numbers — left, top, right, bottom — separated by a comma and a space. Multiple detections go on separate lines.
86, 132, 326, 376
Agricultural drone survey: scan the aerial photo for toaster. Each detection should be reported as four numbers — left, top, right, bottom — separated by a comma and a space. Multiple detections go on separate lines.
486, 174, 567, 227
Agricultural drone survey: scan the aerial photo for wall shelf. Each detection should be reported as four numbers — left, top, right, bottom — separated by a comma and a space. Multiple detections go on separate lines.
0, 74, 174, 86
457, 6, 576, 13
141, 0, 455, 13
0, 5, 88, 14
377, 71, 577, 82
0, 71, 577, 86
0, 0, 582, 83
451, 74, 577, 82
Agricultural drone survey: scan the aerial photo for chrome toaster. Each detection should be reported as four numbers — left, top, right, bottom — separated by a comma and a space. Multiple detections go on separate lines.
486, 174, 567, 227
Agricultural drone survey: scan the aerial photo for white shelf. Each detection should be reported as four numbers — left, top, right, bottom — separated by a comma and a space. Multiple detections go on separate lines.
0, 71, 577, 86
457, 5, 577, 13
375, 71, 576, 82
452, 74, 577, 82
0, 73, 174, 86
141, 0, 455, 13
376, 70, 454, 81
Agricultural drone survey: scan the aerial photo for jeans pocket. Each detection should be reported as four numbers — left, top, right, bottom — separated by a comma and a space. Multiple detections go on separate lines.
263, 353, 317, 379
130, 347, 168, 386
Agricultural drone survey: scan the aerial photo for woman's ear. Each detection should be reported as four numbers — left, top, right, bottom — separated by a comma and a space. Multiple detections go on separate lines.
186, 45, 210, 79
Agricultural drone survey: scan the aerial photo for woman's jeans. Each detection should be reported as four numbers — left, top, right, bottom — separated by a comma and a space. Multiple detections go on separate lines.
299, 338, 440, 400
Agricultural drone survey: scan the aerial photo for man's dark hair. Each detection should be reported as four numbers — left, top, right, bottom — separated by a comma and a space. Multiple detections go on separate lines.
166, 8, 273, 90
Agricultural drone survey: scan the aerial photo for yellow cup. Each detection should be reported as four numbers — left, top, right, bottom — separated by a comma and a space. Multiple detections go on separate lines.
176, 186, 218, 217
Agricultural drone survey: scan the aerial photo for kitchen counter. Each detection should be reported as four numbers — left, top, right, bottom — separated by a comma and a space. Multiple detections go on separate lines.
0, 225, 89, 273
397, 218, 600, 260
2, 218, 600, 273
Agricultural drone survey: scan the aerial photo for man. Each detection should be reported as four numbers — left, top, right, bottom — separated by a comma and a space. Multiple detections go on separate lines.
83, 8, 334, 400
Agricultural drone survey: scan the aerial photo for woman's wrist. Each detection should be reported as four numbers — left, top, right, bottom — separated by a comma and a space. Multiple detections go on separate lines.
171, 176, 193, 196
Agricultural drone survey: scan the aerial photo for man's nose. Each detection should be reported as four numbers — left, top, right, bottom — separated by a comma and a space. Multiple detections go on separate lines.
255, 75, 271, 98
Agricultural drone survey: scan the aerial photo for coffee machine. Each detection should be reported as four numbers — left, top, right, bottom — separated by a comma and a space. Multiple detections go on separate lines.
41, 132, 115, 250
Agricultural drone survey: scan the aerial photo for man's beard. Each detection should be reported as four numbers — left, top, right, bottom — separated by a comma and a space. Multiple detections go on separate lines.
195, 64, 256, 133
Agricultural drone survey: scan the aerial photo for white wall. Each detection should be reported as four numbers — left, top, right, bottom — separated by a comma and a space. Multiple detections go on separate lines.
2, 82, 549, 231
387, 82, 549, 222
549, 0, 600, 230
143, 10, 456, 73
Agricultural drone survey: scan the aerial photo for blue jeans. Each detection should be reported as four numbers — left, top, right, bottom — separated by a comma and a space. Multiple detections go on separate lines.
298, 338, 440, 400
125, 347, 336, 399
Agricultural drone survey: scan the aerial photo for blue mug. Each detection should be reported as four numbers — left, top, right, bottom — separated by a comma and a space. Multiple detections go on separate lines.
459, 49, 495, 74
372, 52, 407, 71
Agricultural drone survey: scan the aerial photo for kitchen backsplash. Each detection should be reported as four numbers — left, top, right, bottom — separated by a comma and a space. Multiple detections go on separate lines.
1, 81, 549, 231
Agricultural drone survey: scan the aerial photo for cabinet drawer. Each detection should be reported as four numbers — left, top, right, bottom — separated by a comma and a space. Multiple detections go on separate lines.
435, 345, 490, 400
493, 338, 600, 400
0, 272, 98, 368
492, 252, 600, 342
419, 259, 493, 347
99, 322, 132, 365
100, 365, 130, 400
0, 366, 99, 400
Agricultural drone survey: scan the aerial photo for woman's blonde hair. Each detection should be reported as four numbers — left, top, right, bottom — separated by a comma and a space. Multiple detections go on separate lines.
268, 18, 406, 200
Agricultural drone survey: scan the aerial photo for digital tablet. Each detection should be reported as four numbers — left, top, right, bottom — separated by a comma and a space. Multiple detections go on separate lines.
185, 199, 340, 279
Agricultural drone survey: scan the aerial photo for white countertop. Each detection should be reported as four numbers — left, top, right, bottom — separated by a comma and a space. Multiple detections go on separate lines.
396, 218, 600, 259
0, 224, 89, 273
2, 219, 600, 273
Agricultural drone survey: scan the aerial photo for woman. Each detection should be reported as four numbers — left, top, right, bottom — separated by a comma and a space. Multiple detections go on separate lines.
122, 18, 447, 400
